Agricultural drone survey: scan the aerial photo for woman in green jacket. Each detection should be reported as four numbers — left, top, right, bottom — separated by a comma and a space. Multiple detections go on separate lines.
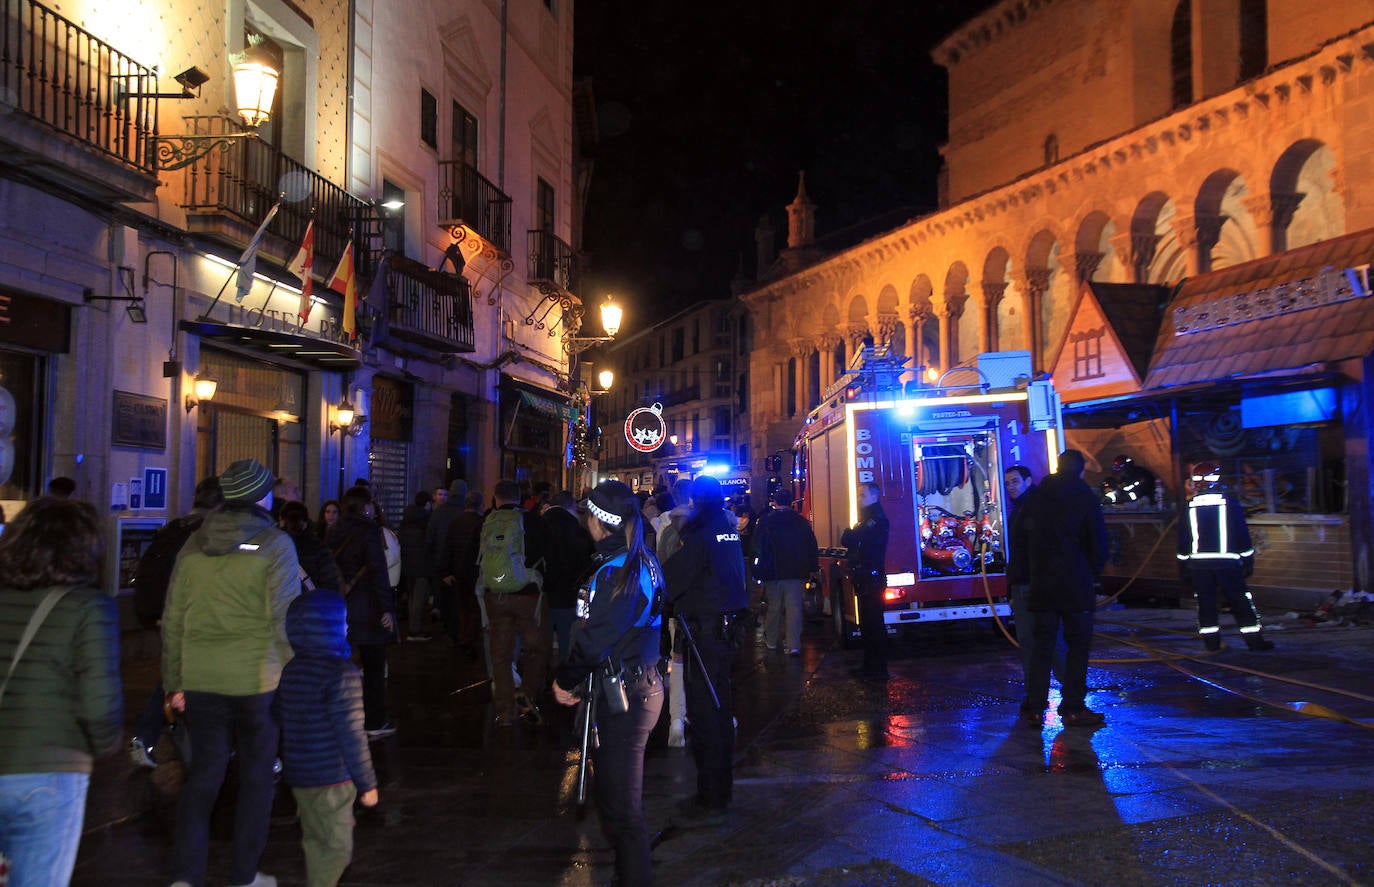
0, 497, 123, 887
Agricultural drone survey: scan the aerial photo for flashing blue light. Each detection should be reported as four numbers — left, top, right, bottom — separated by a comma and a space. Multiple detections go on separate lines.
897, 402, 917, 419
701, 462, 730, 477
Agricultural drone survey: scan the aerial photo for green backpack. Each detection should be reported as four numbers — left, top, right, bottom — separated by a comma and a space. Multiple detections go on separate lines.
476, 508, 544, 593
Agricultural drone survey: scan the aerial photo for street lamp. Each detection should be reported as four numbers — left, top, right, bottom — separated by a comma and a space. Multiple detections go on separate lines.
565, 294, 623, 354
122, 59, 281, 170
184, 373, 218, 413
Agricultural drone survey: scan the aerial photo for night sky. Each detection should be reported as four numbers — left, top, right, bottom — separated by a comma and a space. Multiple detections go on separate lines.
573, 0, 1001, 326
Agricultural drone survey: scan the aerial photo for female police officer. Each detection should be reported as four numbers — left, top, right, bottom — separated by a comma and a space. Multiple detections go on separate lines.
553, 481, 663, 886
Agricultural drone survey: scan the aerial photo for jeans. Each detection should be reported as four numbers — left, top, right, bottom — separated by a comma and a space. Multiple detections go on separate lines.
1026, 609, 1094, 712
594, 669, 663, 887
173, 691, 279, 887
548, 607, 575, 663
1009, 584, 1066, 685
0, 771, 89, 887
762, 579, 804, 652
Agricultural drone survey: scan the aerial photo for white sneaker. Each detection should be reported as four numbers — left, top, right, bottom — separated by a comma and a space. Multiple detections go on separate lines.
128, 737, 156, 769
668, 718, 687, 747
229, 876, 277, 887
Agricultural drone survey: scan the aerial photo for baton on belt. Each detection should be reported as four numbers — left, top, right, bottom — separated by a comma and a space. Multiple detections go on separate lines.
574, 675, 597, 806
675, 616, 721, 710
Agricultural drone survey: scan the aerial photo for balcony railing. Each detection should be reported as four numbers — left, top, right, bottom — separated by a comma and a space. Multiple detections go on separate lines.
0, 0, 157, 172
438, 159, 512, 254
528, 229, 575, 291
179, 115, 369, 270
382, 255, 475, 353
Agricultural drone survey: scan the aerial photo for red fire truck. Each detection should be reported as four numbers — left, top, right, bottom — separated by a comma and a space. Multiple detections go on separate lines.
794, 349, 1064, 646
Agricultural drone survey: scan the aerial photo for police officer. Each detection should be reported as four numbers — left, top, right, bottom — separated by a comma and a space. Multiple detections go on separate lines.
842, 481, 890, 681
1177, 461, 1274, 651
663, 475, 748, 827
553, 481, 663, 886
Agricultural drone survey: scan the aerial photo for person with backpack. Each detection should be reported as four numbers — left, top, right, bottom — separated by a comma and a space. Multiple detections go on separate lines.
552, 481, 664, 887
128, 476, 222, 769
478, 480, 551, 727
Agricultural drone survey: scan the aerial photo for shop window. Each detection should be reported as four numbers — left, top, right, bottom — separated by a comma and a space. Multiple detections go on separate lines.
0, 348, 45, 501
196, 349, 304, 497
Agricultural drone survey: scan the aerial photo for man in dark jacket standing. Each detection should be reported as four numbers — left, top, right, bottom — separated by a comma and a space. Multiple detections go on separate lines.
444, 491, 486, 655
753, 488, 819, 656
664, 475, 749, 826
842, 482, 890, 680
1024, 449, 1109, 728
426, 479, 468, 643
541, 489, 595, 662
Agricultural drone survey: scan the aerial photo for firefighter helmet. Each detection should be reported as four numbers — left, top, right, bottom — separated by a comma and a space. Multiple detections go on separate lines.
1190, 461, 1223, 488
1112, 454, 1133, 472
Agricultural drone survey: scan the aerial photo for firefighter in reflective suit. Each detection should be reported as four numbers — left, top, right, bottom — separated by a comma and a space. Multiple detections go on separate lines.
1177, 462, 1273, 651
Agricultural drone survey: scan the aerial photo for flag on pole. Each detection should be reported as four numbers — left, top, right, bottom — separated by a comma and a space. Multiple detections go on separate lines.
234, 200, 281, 303
286, 220, 315, 322
328, 242, 357, 342
363, 258, 390, 347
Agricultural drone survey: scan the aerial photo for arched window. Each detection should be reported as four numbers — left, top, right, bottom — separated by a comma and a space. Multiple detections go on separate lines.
1171, 0, 1193, 110
1239, 0, 1267, 81
1044, 133, 1059, 166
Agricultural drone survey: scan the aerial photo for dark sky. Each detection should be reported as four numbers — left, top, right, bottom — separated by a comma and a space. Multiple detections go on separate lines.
573, 0, 1000, 327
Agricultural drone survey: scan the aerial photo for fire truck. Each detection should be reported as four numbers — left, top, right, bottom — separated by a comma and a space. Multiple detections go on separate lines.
794, 349, 1064, 646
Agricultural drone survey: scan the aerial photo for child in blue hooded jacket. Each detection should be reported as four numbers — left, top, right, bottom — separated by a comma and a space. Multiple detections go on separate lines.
275, 590, 379, 886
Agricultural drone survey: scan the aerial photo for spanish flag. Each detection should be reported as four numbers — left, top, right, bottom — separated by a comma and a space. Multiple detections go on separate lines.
328, 241, 357, 342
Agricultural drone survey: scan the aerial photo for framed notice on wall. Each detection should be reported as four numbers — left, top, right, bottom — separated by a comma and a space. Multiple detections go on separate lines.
112, 391, 167, 450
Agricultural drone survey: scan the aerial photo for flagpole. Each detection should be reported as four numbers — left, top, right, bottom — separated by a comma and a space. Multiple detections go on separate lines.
200, 193, 285, 321
199, 273, 234, 321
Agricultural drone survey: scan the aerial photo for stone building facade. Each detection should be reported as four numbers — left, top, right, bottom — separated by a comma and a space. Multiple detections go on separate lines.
740, 0, 1374, 601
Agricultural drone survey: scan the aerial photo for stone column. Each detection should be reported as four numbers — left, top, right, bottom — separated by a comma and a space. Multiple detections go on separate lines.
790, 338, 814, 416
876, 312, 900, 352
1194, 212, 1227, 274
1169, 214, 1202, 277
909, 303, 933, 372
942, 291, 970, 369
817, 331, 842, 393
979, 281, 1006, 354
1246, 191, 1305, 254
1071, 251, 1104, 284
1019, 268, 1052, 373
1125, 232, 1161, 283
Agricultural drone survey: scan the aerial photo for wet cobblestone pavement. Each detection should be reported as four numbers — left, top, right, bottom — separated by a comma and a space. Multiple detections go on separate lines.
75, 607, 1374, 886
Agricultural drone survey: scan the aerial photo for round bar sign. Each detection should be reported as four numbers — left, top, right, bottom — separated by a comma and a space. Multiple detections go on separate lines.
624, 403, 667, 453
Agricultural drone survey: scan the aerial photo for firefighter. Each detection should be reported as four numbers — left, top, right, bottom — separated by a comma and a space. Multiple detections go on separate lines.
841, 481, 891, 681
1177, 461, 1274, 651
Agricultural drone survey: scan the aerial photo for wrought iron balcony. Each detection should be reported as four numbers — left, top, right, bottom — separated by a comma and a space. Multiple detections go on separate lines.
438, 160, 512, 254
179, 116, 369, 271
380, 255, 475, 353
0, 0, 159, 200
527, 229, 575, 291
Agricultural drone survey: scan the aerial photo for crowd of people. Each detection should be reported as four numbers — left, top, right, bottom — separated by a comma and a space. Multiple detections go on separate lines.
0, 453, 1269, 886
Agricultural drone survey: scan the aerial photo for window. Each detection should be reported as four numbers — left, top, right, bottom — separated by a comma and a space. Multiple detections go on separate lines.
691, 319, 700, 354
1072, 327, 1105, 381
1170, 1, 1193, 110
451, 101, 478, 165
420, 89, 438, 149
382, 179, 407, 257
536, 178, 555, 232
1043, 133, 1059, 166
1239, 0, 1267, 81
715, 406, 731, 436
672, 328, 684, 362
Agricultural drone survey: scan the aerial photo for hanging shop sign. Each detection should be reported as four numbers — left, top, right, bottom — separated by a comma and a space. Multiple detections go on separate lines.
624, 403, 667, 453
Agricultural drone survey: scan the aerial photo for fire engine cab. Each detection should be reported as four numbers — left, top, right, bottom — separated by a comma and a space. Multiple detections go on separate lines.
794, 349, 1064, 645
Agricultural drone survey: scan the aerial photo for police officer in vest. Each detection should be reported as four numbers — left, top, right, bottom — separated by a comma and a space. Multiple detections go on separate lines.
1178, 462, 1274, 651
663, 474, 749, 827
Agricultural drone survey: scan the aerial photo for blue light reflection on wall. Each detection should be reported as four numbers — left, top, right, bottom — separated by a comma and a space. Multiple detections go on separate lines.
1240, 388, 1336, 428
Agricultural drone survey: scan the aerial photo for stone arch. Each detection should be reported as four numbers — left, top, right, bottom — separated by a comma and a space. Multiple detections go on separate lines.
1073, 210, 1115, 283
944, 261, 975, 367
983, 246, 1018, 354
1193, 168, 1251, 272
1132, 192, 1184, 284
875, 284, 900, 349
1271, 140, 1343, 250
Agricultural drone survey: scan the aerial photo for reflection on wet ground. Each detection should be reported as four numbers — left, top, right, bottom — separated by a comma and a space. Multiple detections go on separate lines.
77, 608, 1374, 885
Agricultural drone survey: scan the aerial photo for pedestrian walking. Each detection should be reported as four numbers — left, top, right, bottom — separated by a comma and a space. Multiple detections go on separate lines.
128, 476, 223, 769
326, 485, 397, 740
478, 480, 551, 726
1178, 461, 1274, 651
0, 497, 122, 887
275, 590, 379, 887
162, 457, 300, 887
664, 475, 749, 826
752, 488, 818, 656
1023, 449, 1110, 728
553, 481, 664, 887
841, 482, 890, 680
542, 489, 596, 662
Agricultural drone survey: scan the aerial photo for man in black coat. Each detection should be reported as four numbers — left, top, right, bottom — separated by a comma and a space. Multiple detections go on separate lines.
753, 488, 819, 655
841, 482, 890, 680
1023, 449, 1109, 728
541, 489, 595, 662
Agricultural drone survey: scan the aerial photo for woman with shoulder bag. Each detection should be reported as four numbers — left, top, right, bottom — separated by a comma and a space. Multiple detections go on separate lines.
0, 497, 122, 887
552, 481, 664, 887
